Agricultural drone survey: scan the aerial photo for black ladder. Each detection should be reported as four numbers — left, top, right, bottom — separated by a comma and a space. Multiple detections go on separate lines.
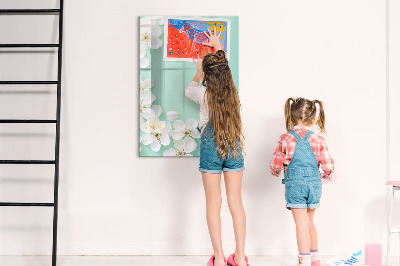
0, 2, 64, 266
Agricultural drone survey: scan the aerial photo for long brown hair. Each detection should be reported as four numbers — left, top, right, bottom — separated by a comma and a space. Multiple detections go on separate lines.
202, 50, 244, 158
284, 97, 326, 133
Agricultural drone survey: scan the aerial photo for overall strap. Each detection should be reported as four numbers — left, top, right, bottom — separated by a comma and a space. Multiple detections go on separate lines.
303, 130, 314, 140
288, 130, 301, 141
284, 129, 320, 181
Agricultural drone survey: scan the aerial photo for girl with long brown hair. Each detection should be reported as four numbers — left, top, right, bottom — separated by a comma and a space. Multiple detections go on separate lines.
185, 29, 248, 266
270, 98, 335, 266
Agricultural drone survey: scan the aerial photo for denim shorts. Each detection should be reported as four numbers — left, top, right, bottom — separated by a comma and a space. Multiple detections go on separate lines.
199, 126, 245, 174
285, 178, 322, 209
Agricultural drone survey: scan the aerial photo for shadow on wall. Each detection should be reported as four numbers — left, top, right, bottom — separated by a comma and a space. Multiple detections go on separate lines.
164, 158, 204, 253
365, 195, 386, 227
242, 114, 292, 254
364, 194, 387, 246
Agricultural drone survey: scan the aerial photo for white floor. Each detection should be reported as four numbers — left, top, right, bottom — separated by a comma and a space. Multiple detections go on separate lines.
0, 256, 320, 266
0, 256, 325, 266
0, 256, 397, 266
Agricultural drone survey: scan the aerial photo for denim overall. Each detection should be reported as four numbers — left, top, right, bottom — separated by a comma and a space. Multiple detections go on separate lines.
199, 124, 245, 174
283, 130, 322, 210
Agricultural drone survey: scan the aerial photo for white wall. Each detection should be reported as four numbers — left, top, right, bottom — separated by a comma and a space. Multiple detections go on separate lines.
388, 0, 400, 258
0, 0, 390, 257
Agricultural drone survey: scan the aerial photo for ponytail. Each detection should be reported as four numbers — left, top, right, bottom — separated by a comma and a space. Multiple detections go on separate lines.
284, 98, 295, 131
313, 100, 326, 133
214, 50, 227, 62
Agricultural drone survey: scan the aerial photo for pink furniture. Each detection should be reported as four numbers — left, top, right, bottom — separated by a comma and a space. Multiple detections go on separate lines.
386, 181, 400, 265
365, 243, 382, 266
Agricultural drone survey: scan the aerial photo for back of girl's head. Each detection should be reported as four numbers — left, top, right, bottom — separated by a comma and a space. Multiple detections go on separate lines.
201, 50, 244, 158
284, 97, 326, 133
202, 50, 229, 83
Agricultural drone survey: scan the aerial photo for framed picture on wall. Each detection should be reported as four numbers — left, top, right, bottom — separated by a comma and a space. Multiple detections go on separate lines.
163, 17, 231, 62
139, 16, 238, 157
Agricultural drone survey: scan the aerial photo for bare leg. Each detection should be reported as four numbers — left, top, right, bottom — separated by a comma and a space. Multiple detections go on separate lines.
307, 209, 318, 251
224, 171, 247, 266
202, 172, 225, 266
291, 208, 311, 254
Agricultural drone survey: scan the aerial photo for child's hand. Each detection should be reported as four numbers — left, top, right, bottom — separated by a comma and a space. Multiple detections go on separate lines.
321, 173, 338, 184
192, 54, 202, 83
193, 54, 202, 74
202, 28, 223, 51
270, 169, 279, 177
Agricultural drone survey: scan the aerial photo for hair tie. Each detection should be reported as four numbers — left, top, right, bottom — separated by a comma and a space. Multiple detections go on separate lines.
209, 62, 228, 68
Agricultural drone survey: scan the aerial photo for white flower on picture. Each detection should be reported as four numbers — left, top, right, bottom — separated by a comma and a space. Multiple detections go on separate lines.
140, 89, 156, 114
140, 56, 149, 68
163, 138, 197, 157
140, 25, 162, 51
139, 76, 161, 121
140, 43, 147, 58
166, 111, 179, 123
171, 118, 201, 140
139, 17, 162, 68
139, 26, 150, 69
140, 117, 172, 152
140, 27, 151, 51
140, 24, 162, 68
141, 105, 162, 121
140, 16, 164, 26
140, 77, 154, 91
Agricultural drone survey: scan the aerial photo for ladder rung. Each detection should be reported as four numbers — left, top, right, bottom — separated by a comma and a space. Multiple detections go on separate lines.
0, 119, 56, 123
0, 202, 54, 207
0, 9, 60, 14
0, 160, 55, 164
391, 229, 400, 233
0, 81, 58, 84
0, 44, 59, 48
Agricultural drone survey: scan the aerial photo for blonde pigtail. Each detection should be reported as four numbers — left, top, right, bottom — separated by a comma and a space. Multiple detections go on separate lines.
313, 100, 326, 133
285, 98, 295, 131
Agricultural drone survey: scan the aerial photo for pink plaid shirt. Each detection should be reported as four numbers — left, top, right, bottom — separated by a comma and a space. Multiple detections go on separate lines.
270, 126, 334, 179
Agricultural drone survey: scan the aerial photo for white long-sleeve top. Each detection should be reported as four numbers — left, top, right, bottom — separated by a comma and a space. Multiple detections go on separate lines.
185, 81, 209, 133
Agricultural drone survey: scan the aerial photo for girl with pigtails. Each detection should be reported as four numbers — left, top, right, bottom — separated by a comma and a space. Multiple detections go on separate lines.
270, 98, 335, 266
